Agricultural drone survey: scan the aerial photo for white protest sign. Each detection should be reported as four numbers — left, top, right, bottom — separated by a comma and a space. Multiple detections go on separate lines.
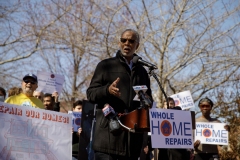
195, 122, 228, 145
0, 102, 72, 160
37, 71, 65, 94
68, 111, 82, 132
170, 90, 195, 110
149, 108, 193, 149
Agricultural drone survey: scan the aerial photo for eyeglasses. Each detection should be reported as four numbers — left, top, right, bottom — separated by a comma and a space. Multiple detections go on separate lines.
120, 38, 136, 44
199, 105, 211, 108
23, 80, 36, 84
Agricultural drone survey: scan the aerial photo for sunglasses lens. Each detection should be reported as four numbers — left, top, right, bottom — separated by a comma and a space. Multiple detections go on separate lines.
120, 38, 127, 43
24, 80, 36, 84
128, 39, 135, 43
120, 38, 135, 44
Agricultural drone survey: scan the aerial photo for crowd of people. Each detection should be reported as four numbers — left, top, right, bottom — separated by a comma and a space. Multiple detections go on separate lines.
0, 73, 83, 160
0, 29, 230, 160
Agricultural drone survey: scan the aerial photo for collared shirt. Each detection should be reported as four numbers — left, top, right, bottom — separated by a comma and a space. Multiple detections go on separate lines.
123, 57, 133, 69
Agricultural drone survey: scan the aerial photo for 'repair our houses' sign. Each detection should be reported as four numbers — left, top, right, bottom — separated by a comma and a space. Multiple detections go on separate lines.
0, 102, 72, 160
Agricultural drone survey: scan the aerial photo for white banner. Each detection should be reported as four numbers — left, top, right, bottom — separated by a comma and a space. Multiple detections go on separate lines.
149, 108, 193, 149
170, 90, 195, 110
37, 71, 65, 94
0, 102, 72, 160
195, 122, 228, 145
68, 111, 82, 132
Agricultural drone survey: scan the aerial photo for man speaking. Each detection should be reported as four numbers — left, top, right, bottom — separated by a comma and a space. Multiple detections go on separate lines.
87, 29, 153, 160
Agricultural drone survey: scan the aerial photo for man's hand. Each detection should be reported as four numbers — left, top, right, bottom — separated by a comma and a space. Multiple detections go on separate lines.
194, 140, 201, 149
143, 145, 149, 154
52, 91, 59, 103
77, 128, 82, 137
108, 78, 121, 97
224, 124, 230, 132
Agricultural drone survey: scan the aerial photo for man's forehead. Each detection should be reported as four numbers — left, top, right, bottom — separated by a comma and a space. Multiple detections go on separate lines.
44, 96, 52, 100
122, 31, 137, 38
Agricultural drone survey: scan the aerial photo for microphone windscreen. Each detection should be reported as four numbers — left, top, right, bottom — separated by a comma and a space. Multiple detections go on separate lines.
132, 56, 142, 64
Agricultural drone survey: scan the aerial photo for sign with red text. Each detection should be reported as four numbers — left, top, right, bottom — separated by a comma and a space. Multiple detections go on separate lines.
0, 102, 72, 160
37, 71, 65, 94
149, 108, 193, 149
195, 122, 228, 145
68, 111, 82, 132
170, 90, 195, 110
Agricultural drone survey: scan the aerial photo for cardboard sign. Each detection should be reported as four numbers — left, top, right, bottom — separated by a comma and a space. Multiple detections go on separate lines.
37, 71, 65, 94
149, 108, 193, 149
68, 111, 82, 132
195, 122, 228, 145
170, 90, 195, 110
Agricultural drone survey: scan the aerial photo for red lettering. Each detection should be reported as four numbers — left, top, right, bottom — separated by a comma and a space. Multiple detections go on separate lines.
52, 114, 57, 121
30, 110, 35, 118
26, 110, 30, 117
58, 116, 62, 122
9, 107, 15, 114
42, 112, 47, 120
66, 117, 69, 124
17, 109, 22, 116
35, 112, 40, 119
0, 105, 4, 112
62, 117, 66, 123
47, 113, 52, 120
4, 107, 9, 113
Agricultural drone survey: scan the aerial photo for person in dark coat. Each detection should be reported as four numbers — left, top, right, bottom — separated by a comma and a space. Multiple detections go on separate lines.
87, 29, 153, 160
158, 97, 191, 160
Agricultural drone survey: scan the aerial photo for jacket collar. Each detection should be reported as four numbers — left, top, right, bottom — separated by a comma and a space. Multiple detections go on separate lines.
116, 50, 137, 63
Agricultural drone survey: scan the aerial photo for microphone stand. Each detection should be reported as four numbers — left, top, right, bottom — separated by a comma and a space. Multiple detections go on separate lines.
148, 66, 169, 160
148, 66, 170, 109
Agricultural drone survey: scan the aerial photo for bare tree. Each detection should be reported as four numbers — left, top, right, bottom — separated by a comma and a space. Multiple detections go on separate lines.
1, 1, 240, 156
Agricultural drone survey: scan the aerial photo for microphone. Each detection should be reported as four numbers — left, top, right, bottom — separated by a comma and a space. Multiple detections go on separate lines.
102, 104, 120, 133
102, 104, 116, 118
133, 86, 152, 108
132, 56, 157, 69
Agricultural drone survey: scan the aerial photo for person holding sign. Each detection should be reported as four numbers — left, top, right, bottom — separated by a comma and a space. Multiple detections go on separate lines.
194, 97, 230, 160
158, 97, 191, 160
72, 100, 83, 159
5, 74, 44, 109
87, 29, 153, 160
0, 87, 6, 102
43, 92, 60, 111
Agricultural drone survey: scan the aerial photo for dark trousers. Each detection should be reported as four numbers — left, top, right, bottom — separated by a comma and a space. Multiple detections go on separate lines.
194, 153, 219, 160
158, 149, 190, 160
95, 151, 139, 160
